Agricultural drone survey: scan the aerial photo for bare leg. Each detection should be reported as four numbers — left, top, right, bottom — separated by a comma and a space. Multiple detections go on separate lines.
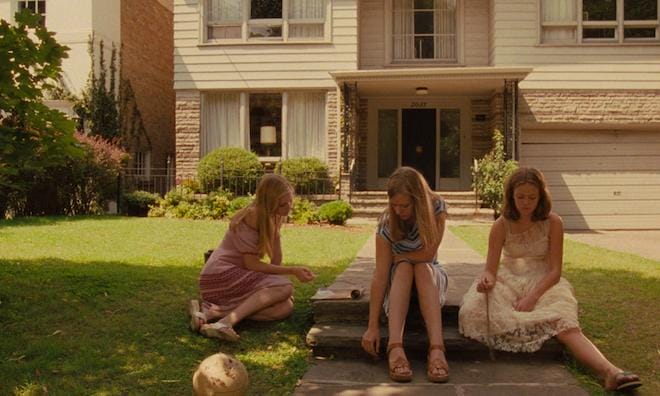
248, 297, 293, 321
216, 284, 293, 328
387, 262, 414, 375
556, 328, 627, 388
413, 263, 448, 378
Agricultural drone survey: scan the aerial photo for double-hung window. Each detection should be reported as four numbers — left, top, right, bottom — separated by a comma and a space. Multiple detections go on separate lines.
540, 0, 660, 44
17, 0, 46, 26
205, 0, 328, 43
389, 0, 458, 63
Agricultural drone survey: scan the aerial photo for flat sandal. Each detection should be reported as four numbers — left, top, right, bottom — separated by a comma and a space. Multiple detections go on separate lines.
427, 344, 449, 383
387, 342, 413, 382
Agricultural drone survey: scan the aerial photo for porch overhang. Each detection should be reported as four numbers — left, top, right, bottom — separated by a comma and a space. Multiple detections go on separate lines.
330, 66, 532, 97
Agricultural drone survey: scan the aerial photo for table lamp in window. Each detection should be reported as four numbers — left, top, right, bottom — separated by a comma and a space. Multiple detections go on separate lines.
260, 125, 277, 156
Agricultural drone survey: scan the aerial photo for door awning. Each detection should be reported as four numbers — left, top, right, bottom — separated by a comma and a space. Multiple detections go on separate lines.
330, 66, 532, 97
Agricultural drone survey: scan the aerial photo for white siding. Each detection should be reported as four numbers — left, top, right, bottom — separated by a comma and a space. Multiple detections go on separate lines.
492, 0, 660, 90
173, 0, 358, 90
521, 130, 660, 230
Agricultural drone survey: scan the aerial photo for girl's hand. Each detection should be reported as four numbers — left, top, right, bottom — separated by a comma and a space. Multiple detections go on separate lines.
361, 326, 380, 358
514, 294, 538, 312
294, 267, 315, 282
476, 271, 496, 293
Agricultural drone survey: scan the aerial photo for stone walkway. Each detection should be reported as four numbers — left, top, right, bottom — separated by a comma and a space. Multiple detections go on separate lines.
295, 227, 587, 396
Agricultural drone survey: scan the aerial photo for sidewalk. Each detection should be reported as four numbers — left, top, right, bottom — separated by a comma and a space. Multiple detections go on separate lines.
295, 227, 587, 396
566, 230, 660, 261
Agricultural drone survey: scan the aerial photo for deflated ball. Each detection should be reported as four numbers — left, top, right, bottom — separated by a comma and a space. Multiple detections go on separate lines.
192, 352, 249, 396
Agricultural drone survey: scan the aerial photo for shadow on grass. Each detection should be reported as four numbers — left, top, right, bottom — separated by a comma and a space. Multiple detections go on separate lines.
0, 257, 348, 395
0, 215, 131, 228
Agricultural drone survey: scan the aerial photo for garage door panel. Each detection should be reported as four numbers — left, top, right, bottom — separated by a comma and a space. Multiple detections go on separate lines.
523, 130, 660, 144
553, 200, 660, 215
523, 143, 660, 157
563, 214, 660, 230
522, 129, 660, 230
521, 156, 660, 172
541, 172, 660, 186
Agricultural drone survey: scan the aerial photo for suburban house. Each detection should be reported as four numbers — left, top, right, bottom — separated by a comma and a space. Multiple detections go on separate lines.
0, 0, 175, 175
173, 0, 660, 230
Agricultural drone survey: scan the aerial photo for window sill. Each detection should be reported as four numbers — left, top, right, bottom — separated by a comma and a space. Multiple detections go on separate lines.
536, 41, 660, 47
199, 39, 332, 47
384, 62, 464, 68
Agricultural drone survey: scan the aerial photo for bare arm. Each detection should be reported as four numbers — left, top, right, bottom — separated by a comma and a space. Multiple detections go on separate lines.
269, 219, 284, 266
515, 214, 563, 311
361, 235, 393, 357
393, 211, 447, 263
477, 217, 506, 292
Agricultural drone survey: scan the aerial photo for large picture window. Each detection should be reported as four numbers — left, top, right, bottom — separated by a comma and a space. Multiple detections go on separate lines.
390, 0, 457, 63
18, 0, 46, 26
206, 0, 328, 42
540, 0, 659, 44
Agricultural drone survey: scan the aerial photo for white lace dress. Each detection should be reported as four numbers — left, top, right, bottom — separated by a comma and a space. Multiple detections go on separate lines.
458, 219, 579, 352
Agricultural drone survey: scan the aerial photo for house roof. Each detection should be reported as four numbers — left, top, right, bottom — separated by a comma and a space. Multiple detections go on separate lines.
330, 66, 532, 97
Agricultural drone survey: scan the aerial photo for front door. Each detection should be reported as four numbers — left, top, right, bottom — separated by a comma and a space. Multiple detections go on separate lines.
402, 109, 436, 188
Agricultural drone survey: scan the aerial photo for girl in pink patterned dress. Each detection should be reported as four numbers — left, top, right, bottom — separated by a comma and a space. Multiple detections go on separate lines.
189, 173, 315, 341
459, 167, 641, 392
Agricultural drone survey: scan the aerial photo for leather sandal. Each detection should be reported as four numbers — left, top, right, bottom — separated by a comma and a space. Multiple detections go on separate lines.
387, 342, 413, 382
200, 321, 240, 342
427, 344, 449, 383
188, 299, 206, 332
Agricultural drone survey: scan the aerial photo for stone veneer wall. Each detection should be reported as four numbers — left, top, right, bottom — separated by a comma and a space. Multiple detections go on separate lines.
326, 90, 339, 176
175, 90, 201, 181
520, 90, 660, 126
121, 0, 174, 169
470, 98, 491, 160
356, 98, 368, 190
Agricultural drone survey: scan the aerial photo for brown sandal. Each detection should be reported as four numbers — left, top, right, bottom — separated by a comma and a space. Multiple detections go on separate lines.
427, 344, 449, 383
387, 342, 413, 382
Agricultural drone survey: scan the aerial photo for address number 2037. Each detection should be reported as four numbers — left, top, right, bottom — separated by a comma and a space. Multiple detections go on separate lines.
411, 102, 427, 108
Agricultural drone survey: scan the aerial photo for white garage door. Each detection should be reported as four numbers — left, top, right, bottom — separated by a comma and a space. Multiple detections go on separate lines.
521, 130, 660, 230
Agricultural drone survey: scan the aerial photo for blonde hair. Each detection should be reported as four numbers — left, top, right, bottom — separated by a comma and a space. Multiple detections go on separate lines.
230, 173, 293, 259
385, 166, 441, 248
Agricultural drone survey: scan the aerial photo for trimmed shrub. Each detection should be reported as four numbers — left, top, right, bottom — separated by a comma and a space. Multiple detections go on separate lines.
318, 200, 353, 225
275, 157, 333, 194
226, 196, 254, 218
472, 130, 519, 218
197, 147, 264, 194
123, 190, 160, 216
289, 197, 319, 225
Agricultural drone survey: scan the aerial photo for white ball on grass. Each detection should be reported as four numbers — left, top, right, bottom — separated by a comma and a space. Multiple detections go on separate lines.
192, 352, 249, 396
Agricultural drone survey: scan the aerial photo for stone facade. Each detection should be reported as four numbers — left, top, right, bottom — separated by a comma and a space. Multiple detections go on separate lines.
121, 0, 174, 169
520, 90, 660, 127
326, 90, 339, 175
175, 90, 201, 181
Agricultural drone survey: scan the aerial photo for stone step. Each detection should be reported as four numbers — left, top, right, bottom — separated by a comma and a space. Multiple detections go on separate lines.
306, 323, 564, 361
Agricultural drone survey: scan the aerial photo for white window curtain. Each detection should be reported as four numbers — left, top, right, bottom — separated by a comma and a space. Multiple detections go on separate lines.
289, 0, 325, 38
393, 0, 414, 60
435, 0, 457, 60
286, 92, 326, 160
541, 0, 577, 42
208, 0, 242, 22
201, 93, 241, 156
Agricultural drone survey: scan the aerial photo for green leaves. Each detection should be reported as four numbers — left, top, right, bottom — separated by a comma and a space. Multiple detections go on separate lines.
472, 130, 518, 217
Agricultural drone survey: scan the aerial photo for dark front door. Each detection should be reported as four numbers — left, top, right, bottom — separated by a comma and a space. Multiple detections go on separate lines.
402, 109, 436, 188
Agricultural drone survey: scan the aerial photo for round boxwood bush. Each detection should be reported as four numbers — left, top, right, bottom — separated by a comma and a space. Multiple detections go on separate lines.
198, 147, 264, 194
318, 200, 353, 225
123, 190, 160, 217
275, 157, 332, 194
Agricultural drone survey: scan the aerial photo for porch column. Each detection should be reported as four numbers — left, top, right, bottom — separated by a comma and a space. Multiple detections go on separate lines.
503, 79, 520, 161
339, 82, 358, 201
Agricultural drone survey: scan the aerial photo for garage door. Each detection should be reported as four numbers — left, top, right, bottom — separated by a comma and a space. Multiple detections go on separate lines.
521, 130, 660, 230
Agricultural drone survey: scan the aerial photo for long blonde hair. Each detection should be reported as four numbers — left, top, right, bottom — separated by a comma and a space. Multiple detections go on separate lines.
230, 173, 293, 259
385, 166, 441, 248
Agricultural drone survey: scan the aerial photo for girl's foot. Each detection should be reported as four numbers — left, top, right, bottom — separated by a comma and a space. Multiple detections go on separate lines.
604, 370, 641, 391
188, 299, 206, 332
200, 321, 240, 342
387, 343, 412, 382
427, 344, 449, 383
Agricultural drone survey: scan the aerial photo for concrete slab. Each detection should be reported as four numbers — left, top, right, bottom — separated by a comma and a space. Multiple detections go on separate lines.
295, 359, 587, 396
566, 230, 660, 262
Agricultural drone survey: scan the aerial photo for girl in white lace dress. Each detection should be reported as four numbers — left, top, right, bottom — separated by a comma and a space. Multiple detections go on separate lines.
459, 167, 641, 392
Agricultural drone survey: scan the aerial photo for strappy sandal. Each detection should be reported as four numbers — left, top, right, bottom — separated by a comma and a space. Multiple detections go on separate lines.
605, 370, 642, 391
188, 299, 206, 332
427, 344, 449, 383
387, 342, 413, 382
200, 321, 240, 342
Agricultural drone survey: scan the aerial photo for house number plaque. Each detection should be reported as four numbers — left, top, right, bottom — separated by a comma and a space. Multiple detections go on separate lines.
411, 102, 427, 108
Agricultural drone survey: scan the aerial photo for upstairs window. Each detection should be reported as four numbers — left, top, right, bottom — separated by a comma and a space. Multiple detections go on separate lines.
206, 0, 328, 43
390, 0, 458, 63
540, 0, 659, 44
18, 0, 46, 26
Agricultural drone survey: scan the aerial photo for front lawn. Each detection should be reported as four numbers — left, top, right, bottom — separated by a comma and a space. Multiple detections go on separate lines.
0, 216, 372, 395
451, 225, 660, 396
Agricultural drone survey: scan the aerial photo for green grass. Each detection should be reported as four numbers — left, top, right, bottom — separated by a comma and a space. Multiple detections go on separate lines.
450, 225, 660, 396
0, 216, 372, 395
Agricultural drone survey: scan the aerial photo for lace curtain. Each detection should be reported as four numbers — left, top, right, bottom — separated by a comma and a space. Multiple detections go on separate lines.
541, 0, 577, 42
202, 93, 241, 156
286, 92, 326, 159
208, 0, 241, 22
289, 0, 325, 38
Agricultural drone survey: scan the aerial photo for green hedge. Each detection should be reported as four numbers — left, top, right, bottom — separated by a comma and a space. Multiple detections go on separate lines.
197, 147, 264, 194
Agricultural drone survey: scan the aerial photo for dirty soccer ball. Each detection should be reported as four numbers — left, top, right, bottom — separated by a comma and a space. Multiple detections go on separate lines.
192, 352, 249, 396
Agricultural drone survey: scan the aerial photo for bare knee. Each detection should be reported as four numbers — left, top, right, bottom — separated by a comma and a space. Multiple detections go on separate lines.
271, 298, 294, 320
556, 327, 581, 344
271, 284, 294, 300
